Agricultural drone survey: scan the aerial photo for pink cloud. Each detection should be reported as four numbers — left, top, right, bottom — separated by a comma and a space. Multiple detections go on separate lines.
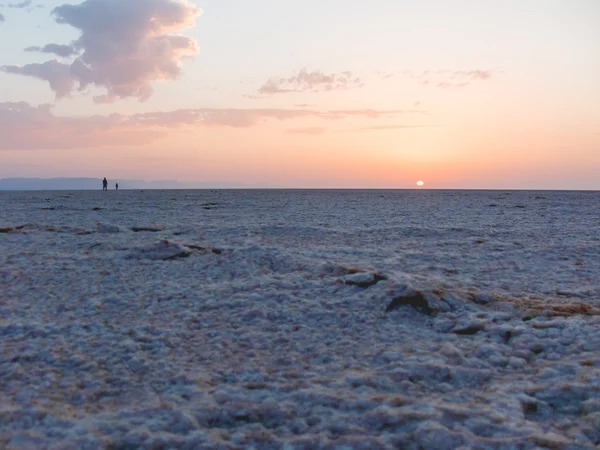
393, 69, 494, 88
2, 0, 202, 102
0, 102, 167, 149
356, 125, 432, 132
452, 70, 492, 80
129, 108, 424, 127
24, 43, 78, 58
3, 60, 77, 97
0, 102, 426, 150
258, 69, 364, 95
322, 109, 426, 120
8, 0, 32, 8
375, 71, 395, 79
285, 127, 325, 135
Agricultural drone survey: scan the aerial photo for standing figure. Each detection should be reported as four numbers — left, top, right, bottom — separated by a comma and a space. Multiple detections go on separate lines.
115, 183, 119, 191
102, 177, 108, 191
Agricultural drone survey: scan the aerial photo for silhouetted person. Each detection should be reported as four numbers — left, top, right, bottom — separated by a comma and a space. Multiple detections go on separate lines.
102, 177, 108, 191
115, 183, 119, 191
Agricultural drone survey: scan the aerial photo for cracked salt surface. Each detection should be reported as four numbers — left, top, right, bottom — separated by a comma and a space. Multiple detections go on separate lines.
0, 189, 599, 449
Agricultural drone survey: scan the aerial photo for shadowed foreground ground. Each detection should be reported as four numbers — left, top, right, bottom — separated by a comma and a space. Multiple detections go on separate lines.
1, 190, 599, 449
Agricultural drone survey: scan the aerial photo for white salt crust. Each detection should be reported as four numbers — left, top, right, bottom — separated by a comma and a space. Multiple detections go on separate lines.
0, 190, 599, 449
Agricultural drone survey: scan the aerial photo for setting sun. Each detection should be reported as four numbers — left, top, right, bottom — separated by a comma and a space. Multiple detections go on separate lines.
417, 181, 425, 187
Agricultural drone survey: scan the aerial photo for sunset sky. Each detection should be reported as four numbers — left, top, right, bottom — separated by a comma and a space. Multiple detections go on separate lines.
0, 0, 598, 188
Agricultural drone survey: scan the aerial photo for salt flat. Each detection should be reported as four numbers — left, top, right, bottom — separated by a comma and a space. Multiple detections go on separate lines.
1, 189, 599, 449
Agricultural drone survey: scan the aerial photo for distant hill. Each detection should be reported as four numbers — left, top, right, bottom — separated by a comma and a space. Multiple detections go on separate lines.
0, 178, 262, 190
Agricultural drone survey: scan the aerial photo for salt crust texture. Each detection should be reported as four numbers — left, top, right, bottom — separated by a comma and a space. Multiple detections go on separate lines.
1, 190, 599, 449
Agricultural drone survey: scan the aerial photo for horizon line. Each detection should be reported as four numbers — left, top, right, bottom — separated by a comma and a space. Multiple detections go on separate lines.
1, 188, 598, 192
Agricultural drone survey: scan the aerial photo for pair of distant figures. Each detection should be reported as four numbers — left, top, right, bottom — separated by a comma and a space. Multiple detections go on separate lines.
102, 177, 118, 191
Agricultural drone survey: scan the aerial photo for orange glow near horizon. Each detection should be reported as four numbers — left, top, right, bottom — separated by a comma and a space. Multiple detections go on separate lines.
2, 111, 599, 189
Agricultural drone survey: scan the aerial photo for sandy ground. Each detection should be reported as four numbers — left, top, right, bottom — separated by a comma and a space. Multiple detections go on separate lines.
1, 189, 599, 449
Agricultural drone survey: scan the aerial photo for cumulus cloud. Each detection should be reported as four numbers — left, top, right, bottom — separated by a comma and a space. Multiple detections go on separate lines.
258, 69, 364, 95
2, 0, 202, 102
0, 102, 423, 150
25, 43, 77, 57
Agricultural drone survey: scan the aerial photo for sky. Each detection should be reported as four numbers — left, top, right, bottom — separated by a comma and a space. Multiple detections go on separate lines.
0, 0, 598, 189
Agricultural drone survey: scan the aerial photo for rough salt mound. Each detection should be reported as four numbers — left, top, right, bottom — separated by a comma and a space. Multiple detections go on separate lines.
96, 222, 124, 234
0, 189, 599, 449
127, 240, 192, 261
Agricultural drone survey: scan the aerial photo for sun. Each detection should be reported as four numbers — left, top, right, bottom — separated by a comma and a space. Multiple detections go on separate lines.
417, 180, 425, 187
